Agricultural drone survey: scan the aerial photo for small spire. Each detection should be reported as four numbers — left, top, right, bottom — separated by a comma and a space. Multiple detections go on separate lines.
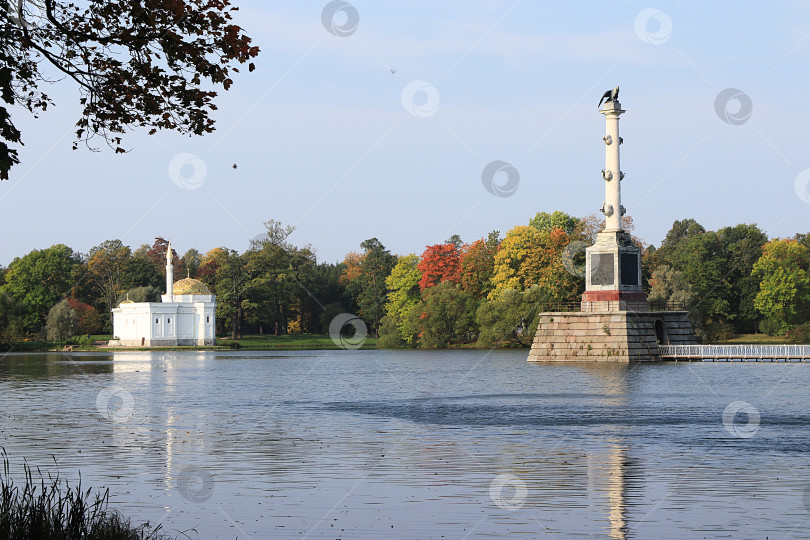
166, 240, 173, 264
187, 268, 190, 279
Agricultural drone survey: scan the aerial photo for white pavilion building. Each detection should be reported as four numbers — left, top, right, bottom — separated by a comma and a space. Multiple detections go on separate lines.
111, 242, 216, 347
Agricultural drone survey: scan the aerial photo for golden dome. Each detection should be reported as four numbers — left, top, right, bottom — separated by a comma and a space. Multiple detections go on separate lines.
172, 278, 211, 295
119, 299, 134, 306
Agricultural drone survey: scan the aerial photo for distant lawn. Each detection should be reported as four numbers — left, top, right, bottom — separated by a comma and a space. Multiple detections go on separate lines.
713, 333, 798, 345
223, 333, 378, 350
3, 334, 377, 352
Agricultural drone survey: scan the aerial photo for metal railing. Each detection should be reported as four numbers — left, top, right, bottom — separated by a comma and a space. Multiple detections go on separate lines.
537, 302, 583, 313
536, 300, 689, 313
660, 344, 810, 360
647, 300, 687, 311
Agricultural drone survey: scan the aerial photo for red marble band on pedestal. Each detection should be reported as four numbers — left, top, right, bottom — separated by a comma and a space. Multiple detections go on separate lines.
582, 290, 647, 302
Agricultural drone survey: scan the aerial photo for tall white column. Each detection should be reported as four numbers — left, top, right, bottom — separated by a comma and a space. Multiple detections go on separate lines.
600, 101, 625, 232
166, 241, 174, 297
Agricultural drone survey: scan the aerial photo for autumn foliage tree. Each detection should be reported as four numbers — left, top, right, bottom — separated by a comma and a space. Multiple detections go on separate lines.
66, 298, 102, 335
417, 243, 461, 291
0, 0, 259, 179
459, 231, 499, 299
490, 225, 582, 302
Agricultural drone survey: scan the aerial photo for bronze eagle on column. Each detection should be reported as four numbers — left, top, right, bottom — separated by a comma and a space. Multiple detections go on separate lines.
598, 86, 620, 107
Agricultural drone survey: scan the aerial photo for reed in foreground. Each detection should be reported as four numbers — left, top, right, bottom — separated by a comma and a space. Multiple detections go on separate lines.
0, 450, 174, 540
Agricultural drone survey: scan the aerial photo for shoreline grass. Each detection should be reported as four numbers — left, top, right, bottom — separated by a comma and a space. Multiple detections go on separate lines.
4, 332, 803, 353
0, 450, 174, 540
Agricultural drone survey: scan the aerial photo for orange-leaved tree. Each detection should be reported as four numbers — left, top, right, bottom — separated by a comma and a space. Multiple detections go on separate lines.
459, 231, 500, 299
417, 243, 461, 291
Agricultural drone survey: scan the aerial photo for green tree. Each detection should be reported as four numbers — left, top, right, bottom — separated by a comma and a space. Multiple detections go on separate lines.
669, 232, 732, 340
795, 233, 810, 251
379, 254, 422, 347
655, 221, 768, 338
306, 263, 351, 333
46, 299, 78, 344
1, 244, 79, 331
752, 239, 810, 333
445, 234, 463, 249
716, 224, 768, 333
652, 218, 706, 268
529, 210, 581, 235
211, 249, 253, 339
1, 0, 258, 179
342, 238, 396, 336
121, 257, 163, 290
86, 239, 131, 323
320, 302, 348, 335
122, 286, 162, 303
0, 289, 19, 345
647, 265, 696, 309
476, 286, 548, 347
182, 249, 202, 278
416, 281, 477, 347
247, 220, 314, 335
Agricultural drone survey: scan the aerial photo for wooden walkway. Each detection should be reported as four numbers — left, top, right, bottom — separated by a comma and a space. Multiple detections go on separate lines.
660, 344, 810, 362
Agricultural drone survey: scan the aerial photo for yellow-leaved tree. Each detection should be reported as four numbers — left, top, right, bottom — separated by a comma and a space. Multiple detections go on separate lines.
489, 225, 583, 302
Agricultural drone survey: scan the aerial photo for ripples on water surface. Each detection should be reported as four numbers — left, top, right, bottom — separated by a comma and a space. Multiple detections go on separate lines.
1, 349, 810, 538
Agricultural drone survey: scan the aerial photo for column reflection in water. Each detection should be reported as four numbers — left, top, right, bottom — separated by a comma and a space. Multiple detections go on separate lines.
581, 363, 641, 540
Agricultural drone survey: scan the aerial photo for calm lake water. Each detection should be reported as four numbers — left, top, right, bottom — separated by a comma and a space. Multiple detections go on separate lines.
1, 349, 810, 539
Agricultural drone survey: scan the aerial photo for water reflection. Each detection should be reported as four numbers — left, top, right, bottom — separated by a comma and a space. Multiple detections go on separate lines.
0, 352, 114, 377
1, 351, 809, 538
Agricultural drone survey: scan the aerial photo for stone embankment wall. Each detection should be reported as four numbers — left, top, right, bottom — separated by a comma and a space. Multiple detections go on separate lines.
527, 311, 695, 362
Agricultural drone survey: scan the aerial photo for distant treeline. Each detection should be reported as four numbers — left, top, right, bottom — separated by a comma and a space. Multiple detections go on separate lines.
1, 212, 808, 347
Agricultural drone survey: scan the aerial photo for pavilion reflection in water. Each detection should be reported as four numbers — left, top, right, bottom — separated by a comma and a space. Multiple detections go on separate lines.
110, 351, 210, 499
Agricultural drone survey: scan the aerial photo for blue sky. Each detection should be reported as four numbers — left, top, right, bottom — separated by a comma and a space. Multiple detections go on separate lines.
2, 1, 809, 265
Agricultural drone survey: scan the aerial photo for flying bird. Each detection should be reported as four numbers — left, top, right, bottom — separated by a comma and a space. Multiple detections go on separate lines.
598, 86, 620, 107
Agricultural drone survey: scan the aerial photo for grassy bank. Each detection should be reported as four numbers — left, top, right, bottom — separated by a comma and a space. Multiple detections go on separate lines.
712, 333, 799, 345
3, 332, 800, 353
224, 333, 378, 350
